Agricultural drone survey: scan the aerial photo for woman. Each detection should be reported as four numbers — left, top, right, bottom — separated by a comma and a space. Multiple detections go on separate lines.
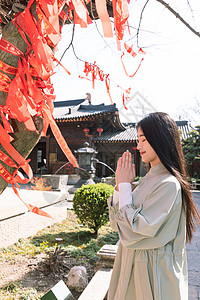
107, 112, 199, 300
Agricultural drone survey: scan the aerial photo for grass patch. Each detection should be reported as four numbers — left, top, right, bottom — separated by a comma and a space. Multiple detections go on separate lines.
0, 210, 118, 299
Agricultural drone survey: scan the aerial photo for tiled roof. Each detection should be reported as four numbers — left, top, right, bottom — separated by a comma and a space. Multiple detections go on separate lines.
53, 100, 191, 141
93, 121, 191, 142
54, 99, 86, 107
53, 99, 117, 120
93, 127, 137, 142
176, 121, 191, 140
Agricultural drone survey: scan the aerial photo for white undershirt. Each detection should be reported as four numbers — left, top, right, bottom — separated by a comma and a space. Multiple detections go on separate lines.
113, 182, 132, 209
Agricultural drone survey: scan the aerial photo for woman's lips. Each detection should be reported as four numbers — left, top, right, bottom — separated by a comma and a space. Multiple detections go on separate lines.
140, 151, 145, 156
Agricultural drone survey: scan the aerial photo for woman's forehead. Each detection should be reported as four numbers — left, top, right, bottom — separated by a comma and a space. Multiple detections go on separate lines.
137, 127, 145, 137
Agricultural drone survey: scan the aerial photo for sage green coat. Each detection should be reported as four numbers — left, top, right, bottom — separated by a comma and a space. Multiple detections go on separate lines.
107, 164, 188, 300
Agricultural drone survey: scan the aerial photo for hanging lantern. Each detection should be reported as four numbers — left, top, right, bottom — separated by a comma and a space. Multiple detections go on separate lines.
83, 128, 89, 136
132, 147, 137, 151
97, 127, 103, 136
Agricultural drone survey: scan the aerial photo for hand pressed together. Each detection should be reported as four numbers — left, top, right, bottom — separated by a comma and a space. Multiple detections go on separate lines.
115, 150, 135, 191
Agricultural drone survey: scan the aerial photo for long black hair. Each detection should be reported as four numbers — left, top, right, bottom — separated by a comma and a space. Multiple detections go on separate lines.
137, 112, 199, 243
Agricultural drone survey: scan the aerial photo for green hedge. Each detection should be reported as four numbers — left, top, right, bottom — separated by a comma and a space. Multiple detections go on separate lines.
73, 183, 114, 234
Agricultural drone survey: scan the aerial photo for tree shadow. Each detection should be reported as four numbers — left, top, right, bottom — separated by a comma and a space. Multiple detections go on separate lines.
30, 229, 96, 248
1, 227, 118, 298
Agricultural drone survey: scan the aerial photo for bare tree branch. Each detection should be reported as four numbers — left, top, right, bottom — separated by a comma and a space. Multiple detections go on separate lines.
59, 24, 76, 62
186, 0, 196, 28
155, 0, 200, 38
137, 0, 150, 48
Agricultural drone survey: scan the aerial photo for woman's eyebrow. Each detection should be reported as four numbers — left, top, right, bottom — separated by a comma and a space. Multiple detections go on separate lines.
137, 134, 145, 138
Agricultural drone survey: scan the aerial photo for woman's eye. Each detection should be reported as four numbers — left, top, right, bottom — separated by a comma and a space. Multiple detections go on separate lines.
137, 137, 146, 144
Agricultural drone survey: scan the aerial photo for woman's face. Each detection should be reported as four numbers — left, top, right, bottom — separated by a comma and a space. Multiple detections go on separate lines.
137, 127, 161, 167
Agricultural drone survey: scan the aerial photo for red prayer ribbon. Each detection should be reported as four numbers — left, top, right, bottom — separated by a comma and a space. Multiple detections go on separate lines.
0, 38, 24, 56
0, 160, 53, 219
0, 72, 11, 92
112, 0, 129, 50
124, 42, 137, 57
121, 53, 144, 78
71, 0, 92, 28
95, 0, 113, 37
121, 44, 145, 78
80, 61, 114, 104
122, 87, 131, 110
0, 60, 18, 75
0, 0, 140, 219
0, 0, 82, 219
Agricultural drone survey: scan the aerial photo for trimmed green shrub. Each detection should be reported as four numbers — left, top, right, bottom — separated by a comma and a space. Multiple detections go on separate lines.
73, 183, 114, 234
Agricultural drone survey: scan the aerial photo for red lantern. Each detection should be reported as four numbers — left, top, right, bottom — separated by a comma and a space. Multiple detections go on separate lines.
97, 127, 103, 136
83, 128, 89, 136
132, 147, 137, 151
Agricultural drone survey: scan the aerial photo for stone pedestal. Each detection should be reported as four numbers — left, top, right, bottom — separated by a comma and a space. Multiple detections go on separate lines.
95, 244, 118, 271
68, 178, 95, 194
42, 175, 68, 190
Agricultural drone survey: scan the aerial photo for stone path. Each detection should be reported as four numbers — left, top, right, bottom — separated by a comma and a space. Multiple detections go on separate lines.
188, 191, 200, 300
0, 186, 69, 248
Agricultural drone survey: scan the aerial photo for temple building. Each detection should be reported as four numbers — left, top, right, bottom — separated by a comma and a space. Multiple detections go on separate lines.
28, 98, 191, 177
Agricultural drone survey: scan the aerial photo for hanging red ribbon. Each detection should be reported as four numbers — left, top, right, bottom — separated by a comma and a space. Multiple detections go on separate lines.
0, 60, 18, 75
0, 160, 53, 219
122, 87, 131, 109
121, 53, 144, 78
80, 61, 114, 104
0, 72, 11, 92
0, 0, 82, 219
124, 42, 137, 57
0, 0, 141, 220
0, 37, 24, 56
95, 0, 113, 37
112, 0, 129, 50
71, 0, 92, 28
121, 43, 145, 78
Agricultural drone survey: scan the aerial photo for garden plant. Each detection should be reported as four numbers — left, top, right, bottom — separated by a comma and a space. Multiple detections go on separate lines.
73, 183, 114, 235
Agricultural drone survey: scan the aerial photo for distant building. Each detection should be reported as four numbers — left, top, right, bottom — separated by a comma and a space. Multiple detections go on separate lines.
28, 98, 191, 177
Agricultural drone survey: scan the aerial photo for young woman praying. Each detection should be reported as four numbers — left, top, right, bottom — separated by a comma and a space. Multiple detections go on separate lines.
107, 112, 200, 300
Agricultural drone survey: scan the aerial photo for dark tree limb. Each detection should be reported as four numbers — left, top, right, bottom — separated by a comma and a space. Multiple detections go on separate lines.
136, 0, 150, 48
155, 0, 200, 38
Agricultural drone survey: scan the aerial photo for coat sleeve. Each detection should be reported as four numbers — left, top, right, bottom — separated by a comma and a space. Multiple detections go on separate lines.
108, 179, 182, 248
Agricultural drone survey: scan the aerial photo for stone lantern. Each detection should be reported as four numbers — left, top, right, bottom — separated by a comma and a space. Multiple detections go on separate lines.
68, 142, 98, 194
75, 142, 97, 179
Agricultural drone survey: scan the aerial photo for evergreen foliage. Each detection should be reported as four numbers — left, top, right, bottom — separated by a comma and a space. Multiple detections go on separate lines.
182, 125, 200, 178
73, 183, 114, 234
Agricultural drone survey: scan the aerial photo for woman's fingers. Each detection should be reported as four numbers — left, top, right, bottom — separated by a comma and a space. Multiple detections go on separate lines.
121, 150, 132, 169
115, 150, 136, 184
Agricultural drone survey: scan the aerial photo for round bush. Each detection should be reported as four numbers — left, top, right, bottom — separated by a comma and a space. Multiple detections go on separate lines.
73, 183, 114, 234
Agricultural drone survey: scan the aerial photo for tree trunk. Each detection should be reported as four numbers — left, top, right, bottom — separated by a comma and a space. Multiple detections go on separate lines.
0, 0, 114, 194
0, 20, 44, 194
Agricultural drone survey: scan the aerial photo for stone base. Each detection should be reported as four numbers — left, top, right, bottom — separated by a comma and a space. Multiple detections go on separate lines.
95, 244, 118, 271
68, 178, 95, 194
42, 175, 69, 190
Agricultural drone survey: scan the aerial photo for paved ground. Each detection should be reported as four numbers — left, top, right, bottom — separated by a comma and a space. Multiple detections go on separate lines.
0, 185, 199, 298
0, 184, 69, 248
187, 191, 200, 300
